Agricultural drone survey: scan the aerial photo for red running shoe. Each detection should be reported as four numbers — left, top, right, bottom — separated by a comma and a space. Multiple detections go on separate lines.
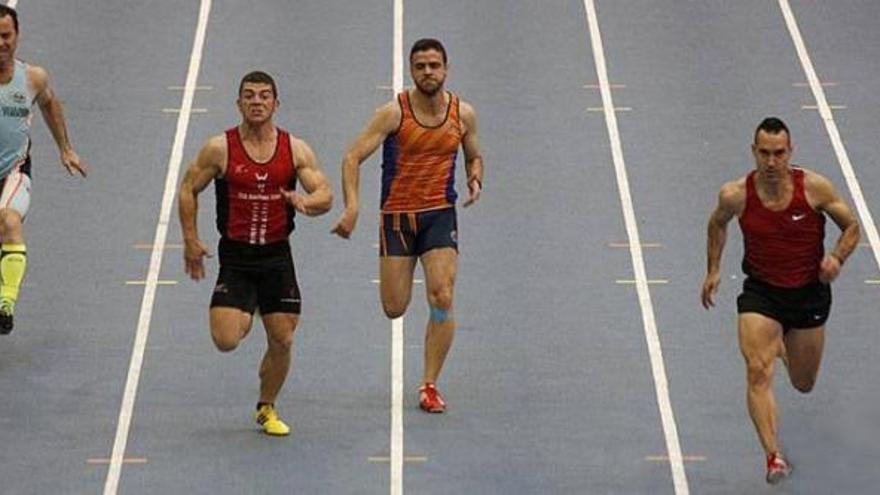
766, 452, 793, 484
418, 383, 446, 413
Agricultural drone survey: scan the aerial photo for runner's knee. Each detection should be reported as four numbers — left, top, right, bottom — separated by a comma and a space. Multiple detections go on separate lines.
212, 333, 240, 352
264, 315, 297, 352
790, 374, 816, 394
0, 209, 23, 238
210, 310, 251, 351
383, 303, 406, 319
427, 286, 453, 311
268, 330, 294, 353
792, 380, 814, 394
382, 295, 410, 318
744, 356, 774, 388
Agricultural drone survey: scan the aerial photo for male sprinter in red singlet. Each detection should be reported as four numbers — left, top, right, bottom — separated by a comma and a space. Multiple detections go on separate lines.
332, 39, 483, 413
178, 71, 332, 436
701, 117, 860, 483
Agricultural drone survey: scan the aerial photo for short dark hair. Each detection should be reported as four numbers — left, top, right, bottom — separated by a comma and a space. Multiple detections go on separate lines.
754, 117, 790, 144
238, 71, 277, 99
410, 38, 447, 65
0, 5, 19, 33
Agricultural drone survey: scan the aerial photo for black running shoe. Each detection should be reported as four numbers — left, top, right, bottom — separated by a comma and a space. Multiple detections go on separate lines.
0, 299, 14, 334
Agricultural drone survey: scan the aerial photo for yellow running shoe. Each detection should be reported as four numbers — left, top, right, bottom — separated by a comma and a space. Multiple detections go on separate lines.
254, 404, 291, 436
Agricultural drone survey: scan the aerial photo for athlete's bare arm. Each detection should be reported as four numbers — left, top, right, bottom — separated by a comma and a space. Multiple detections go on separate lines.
331, 101, 402, 238
805, 171, 860, 283
178, 136, 226, 281
702, 178, 747, 309
280, 138, 332, 216
28, 64, 86, 177
460, 100, 483, 208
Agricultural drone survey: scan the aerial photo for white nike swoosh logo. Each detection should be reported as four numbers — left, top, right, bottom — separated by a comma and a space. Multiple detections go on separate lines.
280, 298, 300, 303
792, 214, 806, 221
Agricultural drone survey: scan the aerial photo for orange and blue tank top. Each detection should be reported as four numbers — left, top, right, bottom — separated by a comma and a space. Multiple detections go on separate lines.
381, 90, 463, 213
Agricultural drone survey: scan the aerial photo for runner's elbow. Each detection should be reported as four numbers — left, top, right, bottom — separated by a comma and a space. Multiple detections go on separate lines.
850, 222, 861, 242
309, 189, 333, 216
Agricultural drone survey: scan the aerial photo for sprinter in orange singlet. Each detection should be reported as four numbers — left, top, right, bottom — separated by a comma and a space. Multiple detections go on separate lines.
332, 39, 484, 413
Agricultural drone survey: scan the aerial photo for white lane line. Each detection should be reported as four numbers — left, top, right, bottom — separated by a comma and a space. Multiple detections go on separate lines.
163, 108, 208, 114
792, 81, 838, 87
581, 2, 690, 494
88, 458, 148, 465
369, 455, 428, 463
167, 85, 213, 91
390, 315, 404, 495
133, 243, 183, 250
371, 344, 422, 350
616, 279, 669, 285
801, 104, 846, 110
585, 83, 626, 89
645, 455, 707, 462
608, 241, 662, 248
125, 280, 178, 286
588, 106, 632, 112
779, 0, 880, 272
390, 2, 404, 495
103, 2, 212, 494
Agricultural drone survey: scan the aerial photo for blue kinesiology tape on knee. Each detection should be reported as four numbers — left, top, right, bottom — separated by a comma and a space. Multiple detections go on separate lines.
429, 305, 451, 323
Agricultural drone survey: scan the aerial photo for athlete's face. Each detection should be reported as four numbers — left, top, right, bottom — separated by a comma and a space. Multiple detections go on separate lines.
0, 16, 18, 64
752, 130, 792, 183
410, 50, 446, 96
237, 82, 277, 124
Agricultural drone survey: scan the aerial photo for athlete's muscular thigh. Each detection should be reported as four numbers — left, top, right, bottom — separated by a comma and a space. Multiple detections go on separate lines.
738, 313, 784, 377
209, 307, 254, 352
380, 256, 417, 318
783, 326, 825, 392
421, 247, 457, 309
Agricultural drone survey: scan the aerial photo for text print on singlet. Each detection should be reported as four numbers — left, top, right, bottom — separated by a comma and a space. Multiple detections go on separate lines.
381, 90, 463, 213
739, 168, 826, 288
0, 59, 35, 178
216, 127, 297, 245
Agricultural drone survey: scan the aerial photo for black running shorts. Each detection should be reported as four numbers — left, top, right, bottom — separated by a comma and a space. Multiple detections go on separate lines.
210, 238, 301, 315
737, 276, 831, 332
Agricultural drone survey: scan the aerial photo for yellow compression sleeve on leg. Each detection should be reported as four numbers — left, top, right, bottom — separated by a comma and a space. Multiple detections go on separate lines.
0, 243, 27, 302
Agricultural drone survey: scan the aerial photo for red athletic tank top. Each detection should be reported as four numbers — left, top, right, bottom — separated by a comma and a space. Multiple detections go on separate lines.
215, 127, 297, 244
738, 168, 825, 288
380, 90, 463, 212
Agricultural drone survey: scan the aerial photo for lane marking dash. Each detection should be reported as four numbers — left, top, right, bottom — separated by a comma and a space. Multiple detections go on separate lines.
125, 280, 178, 286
